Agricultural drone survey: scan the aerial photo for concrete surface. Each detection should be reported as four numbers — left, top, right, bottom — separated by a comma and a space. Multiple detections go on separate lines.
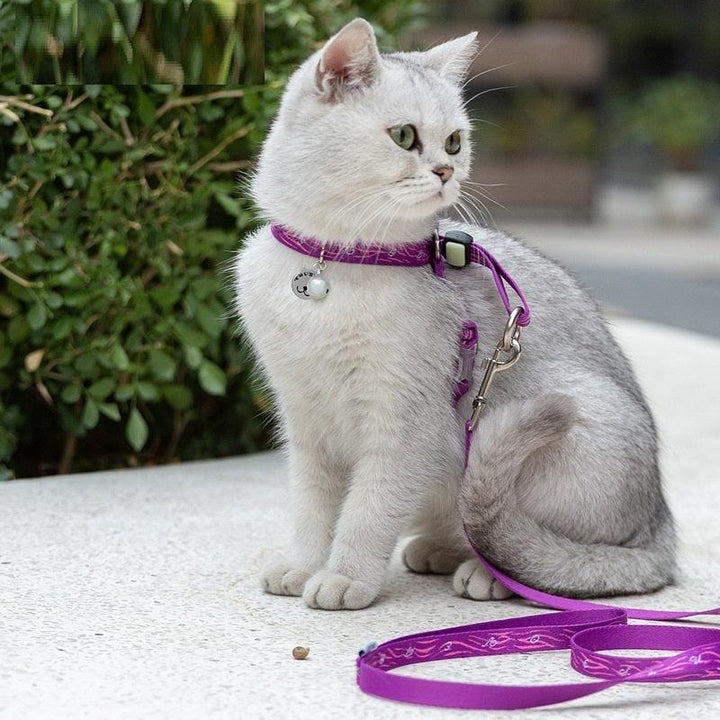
2, 318, 719, 720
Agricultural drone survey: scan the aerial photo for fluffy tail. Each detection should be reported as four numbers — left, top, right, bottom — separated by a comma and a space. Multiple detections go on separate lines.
459, 393, 676, 598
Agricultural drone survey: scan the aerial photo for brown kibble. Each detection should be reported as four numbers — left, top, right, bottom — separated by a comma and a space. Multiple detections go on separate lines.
292, 646, 309, 660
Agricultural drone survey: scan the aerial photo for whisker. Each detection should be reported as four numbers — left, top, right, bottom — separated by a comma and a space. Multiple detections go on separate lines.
349, 194, 397, 250
461, 190, 497, 228
464, 85, 517, 107
475, 29, 503, 61
463, 184, 507, 211
463, 180, 508, 188
452, 198, 475, 227
463, 62, 517, 89
469, 116, 503, 130
378, 198, 403, 247
324, 185, 388, 239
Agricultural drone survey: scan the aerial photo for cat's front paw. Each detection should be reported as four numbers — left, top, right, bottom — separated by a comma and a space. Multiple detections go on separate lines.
402, 537, 469, 575
453, 558, 513, 601
303, 570, 378, 610
260, 555, 312, 597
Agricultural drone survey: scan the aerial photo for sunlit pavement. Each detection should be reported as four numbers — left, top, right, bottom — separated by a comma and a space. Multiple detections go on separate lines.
2, 318, 719, 719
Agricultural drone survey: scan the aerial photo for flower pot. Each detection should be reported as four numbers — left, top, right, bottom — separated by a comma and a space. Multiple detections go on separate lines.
657, 172, 715, 226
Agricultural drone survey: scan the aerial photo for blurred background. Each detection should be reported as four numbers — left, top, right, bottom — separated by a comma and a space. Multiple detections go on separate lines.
1, 0, 718, 479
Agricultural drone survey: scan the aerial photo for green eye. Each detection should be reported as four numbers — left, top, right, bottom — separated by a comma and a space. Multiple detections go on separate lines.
445, 130, 461, 155
389, 124, 417, 151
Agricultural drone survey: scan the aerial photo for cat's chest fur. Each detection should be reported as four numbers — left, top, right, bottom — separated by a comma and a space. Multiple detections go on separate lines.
235, 226, 464, 449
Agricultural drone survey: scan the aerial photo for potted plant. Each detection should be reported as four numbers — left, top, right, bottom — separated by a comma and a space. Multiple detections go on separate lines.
625, 74, 720, 225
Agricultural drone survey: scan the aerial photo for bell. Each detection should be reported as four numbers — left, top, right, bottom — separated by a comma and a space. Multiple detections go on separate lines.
307, 273, 330, 299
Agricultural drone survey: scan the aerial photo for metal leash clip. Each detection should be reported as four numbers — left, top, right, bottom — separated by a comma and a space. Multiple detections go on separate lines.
467, 307, 524, 432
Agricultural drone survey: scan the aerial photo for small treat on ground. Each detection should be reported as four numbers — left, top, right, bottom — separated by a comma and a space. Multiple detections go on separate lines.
292, 646, 310, 660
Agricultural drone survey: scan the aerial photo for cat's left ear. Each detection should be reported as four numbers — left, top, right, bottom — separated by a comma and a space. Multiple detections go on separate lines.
422, 32, 479, 84
315, 18, 381, 102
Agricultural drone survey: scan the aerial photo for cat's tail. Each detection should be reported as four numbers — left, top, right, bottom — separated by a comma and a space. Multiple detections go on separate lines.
458, 392, 676, 598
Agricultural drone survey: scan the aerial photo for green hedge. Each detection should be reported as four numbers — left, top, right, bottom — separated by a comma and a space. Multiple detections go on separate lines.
0, 1, 427, 479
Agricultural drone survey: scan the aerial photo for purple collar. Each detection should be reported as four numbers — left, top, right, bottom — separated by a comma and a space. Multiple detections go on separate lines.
270, 222, 531, 327
270, 223, 435, 268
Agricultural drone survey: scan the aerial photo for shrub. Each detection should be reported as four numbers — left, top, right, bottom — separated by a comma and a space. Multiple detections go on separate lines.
0, 1, 428, 479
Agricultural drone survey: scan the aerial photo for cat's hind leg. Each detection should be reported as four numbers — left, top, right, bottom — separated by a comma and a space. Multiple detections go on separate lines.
402, 536, 471, 575
459, 392, 676, 599
452, 558, 513, 600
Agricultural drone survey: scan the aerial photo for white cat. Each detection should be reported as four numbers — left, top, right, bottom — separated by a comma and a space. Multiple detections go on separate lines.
234, 19, 676, 610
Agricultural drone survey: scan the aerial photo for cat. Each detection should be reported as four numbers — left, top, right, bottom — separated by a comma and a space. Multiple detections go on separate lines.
233, 18, 676, 610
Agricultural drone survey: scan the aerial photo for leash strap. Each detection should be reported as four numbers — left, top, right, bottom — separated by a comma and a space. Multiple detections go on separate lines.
469, 542, 720, 621
469, 244, 531, 327
356, 606, 720, 710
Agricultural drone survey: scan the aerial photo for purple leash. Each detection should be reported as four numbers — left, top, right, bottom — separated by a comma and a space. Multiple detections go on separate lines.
269, 223, 720, 709
356, 606, 720, 710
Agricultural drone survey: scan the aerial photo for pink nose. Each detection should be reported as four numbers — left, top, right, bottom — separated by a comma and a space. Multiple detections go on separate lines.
433, 165, 454, 184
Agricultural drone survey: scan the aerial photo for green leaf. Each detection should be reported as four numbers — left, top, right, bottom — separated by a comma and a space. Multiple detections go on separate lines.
198, 360, 227, 396
183, 345, 202, 369
82, 398, 100, 429
163, 384, 193, 410
99, 403, 121, 422
126, 407, 148, 451
175, 323, 208, 348
8, 317, 29, 343
112, 344, 129, 370
33, 135, 57, 151
53, 316, 73, 340
46, 292, 63, 309
0, 236, 20, 259
194, 302, 222, 339
28, 303, 47, 330
137, 382, 160, 401
149, 348, 176, 381
61, 384, 82, 403
137, 90, 156, 127
57, 403, 87, 438
190, 277, 217, 300
115, 384, 135, 402
149, 286, 180, 309
215, 193, 241, 217
88, 377, 116, 401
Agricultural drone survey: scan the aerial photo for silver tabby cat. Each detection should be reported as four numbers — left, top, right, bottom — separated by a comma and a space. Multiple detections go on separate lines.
234, 19, 676, 610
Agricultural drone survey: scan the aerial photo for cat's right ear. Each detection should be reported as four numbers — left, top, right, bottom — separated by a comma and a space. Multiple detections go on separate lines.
315, 18, 380, 102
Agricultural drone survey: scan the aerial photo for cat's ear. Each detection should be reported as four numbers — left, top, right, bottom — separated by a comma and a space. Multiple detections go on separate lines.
422, 32, 478, 84
315, 18, 381, 101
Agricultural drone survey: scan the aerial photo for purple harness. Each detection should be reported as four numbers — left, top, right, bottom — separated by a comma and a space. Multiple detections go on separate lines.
271, 223, 720, 710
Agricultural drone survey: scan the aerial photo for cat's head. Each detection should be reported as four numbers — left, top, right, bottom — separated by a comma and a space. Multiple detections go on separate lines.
252, 19, 478, 244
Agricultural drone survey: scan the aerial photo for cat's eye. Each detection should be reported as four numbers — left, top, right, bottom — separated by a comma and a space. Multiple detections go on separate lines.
445, 130, 462, 155
389, 124, 417, 151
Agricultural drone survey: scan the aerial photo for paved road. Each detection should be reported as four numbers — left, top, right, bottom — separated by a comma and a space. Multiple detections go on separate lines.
569, 264, 720, 338
506, 221, 720, 339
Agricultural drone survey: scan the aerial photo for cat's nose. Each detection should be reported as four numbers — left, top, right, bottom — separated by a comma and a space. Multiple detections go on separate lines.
433, 165, 454, 184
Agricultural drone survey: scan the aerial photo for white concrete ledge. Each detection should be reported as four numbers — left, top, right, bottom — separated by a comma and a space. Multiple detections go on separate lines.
2, 318, 719, 719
